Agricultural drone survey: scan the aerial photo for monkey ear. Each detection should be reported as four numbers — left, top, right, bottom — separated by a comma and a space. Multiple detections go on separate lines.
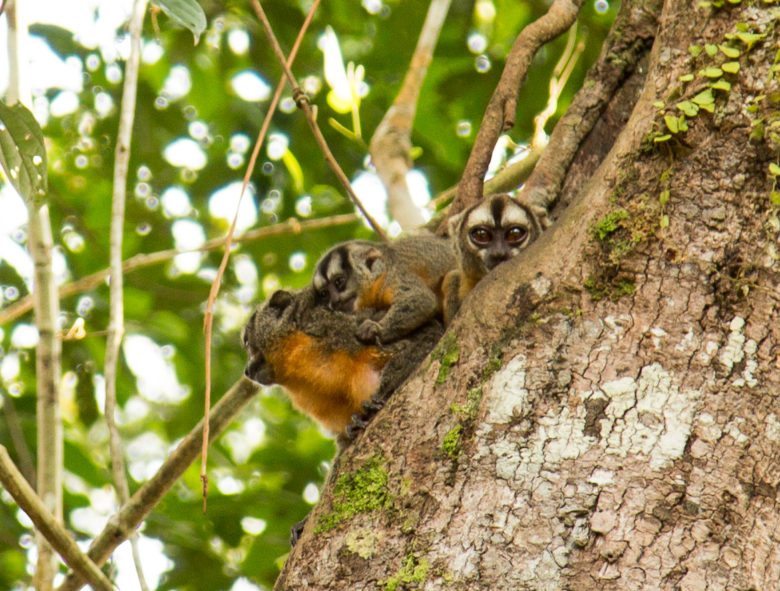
446, 210, 466, 238
364, 248, 384, 272
269, 290, 294, 312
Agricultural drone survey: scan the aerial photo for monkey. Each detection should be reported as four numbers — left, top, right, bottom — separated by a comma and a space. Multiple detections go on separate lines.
242, 287, 442, 546
242, 286, 443, 443
442, 193, 542, 324
311, 234, 456, 344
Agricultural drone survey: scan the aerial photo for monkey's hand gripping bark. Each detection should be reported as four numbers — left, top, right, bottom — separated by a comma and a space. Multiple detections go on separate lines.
242, 287, 443, 446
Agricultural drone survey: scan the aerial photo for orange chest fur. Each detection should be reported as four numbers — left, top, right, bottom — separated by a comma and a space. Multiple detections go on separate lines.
267, 331, 388, 433
356, 272, 394, 311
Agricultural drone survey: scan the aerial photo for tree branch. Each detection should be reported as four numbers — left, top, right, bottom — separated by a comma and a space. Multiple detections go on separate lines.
0, 212, 359, 326
201, 0, 320, 510
2, 394, 36, 485
104, 1, 150, 588
7, 1, 64, 588
531, 24, 584, 149
57, 378, 260, 591
448, 0, 582, 220
427, 145, 542, 212
0, 445, 114, 591
249, 0, 387, 241
369, 0, 451, 230
519, 0, 658, 222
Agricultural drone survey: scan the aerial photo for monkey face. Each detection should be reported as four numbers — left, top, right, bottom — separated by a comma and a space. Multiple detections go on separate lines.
313, 243, 359, 311
242, 289, 298, 384
459, 193, 541, 274
312, 241, 384, 311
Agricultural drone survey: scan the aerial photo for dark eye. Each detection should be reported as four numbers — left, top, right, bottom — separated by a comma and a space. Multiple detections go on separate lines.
469, 227, 493, 246
505, 226, 528, 246
333, 275, 347, 291
316, 287, 328, 301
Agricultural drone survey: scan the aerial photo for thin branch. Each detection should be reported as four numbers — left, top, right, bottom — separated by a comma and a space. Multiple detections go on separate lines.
0, 213, 359, 326
448, 0, 582, 220
56, 378, 260, 591
201, 0, 320, 511
249, 0, 388, 241
518, 0, 657, 222
369, 0, 451, 230
2, 394, 36, 485
8, 2, 64, 588
0, 445, 114, 591
427, 145, 542, 212
532, 24, 584, 149
104, 1, 149, 589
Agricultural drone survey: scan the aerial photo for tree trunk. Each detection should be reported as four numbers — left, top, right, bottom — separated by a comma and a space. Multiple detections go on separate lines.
276, 0, 780, 587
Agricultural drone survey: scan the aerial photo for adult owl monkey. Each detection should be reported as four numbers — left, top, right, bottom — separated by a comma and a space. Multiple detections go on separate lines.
442, 193, 543, 324
242, 286, 443, 446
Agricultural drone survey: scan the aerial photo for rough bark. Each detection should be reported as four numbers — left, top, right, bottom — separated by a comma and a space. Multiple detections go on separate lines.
276, 0, 780, 588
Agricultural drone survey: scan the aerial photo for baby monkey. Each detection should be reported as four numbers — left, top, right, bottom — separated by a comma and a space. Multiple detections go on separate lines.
443, 193, 542, 324
242, 286, 442, 444
312, 235, 455, 343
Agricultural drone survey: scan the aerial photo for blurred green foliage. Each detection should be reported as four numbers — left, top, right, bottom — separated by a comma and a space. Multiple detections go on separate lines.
0, 0, 615, 588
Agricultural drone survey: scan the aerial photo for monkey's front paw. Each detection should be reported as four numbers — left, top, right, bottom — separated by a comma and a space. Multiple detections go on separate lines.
356, 319, 382, 343
343, 414, 370, 442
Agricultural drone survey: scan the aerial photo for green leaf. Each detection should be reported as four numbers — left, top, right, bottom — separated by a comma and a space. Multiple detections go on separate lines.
665, 115, 679, 134
659, 214, 670, 228
771, 191, 780, 205
676, 101, 699, 117
659, 189, 670, 206
768, 162, 780, 176
653, 101, 666, 109
710, 79, 731, 92
152, 0, 206, 43
679, 73, 695, 82
736, 31, 766, 50
700, 67, 723, 78
688, 45, 702, 57
692, 89, 715, 106
698, 102, 715, 113
722, 61, 740, 74
0, 100, 48, 203
719, 45, 741, 58
653, 134, 672, 143
705, 44, 718, 57
678, 116, 688, 132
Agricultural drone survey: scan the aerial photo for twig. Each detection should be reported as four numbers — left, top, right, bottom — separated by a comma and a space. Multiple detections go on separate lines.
0, 445, 114, 591
448, 0, 582, 220
518, 0, 657, 221
369, 0, 451, 230
201, 0, 320, 512
0, 213, 359, 326
532, 24, 584, 149
427, 145, 542, 211
8, 2, 64, 587
56, 378, 260, 591
1, 394, 36, 485
249, 0, 387, 241
104, 1, 150, 589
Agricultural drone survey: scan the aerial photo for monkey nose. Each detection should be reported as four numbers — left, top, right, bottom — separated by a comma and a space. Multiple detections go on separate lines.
244, 353, 268, 382
486, 252, 510, 269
